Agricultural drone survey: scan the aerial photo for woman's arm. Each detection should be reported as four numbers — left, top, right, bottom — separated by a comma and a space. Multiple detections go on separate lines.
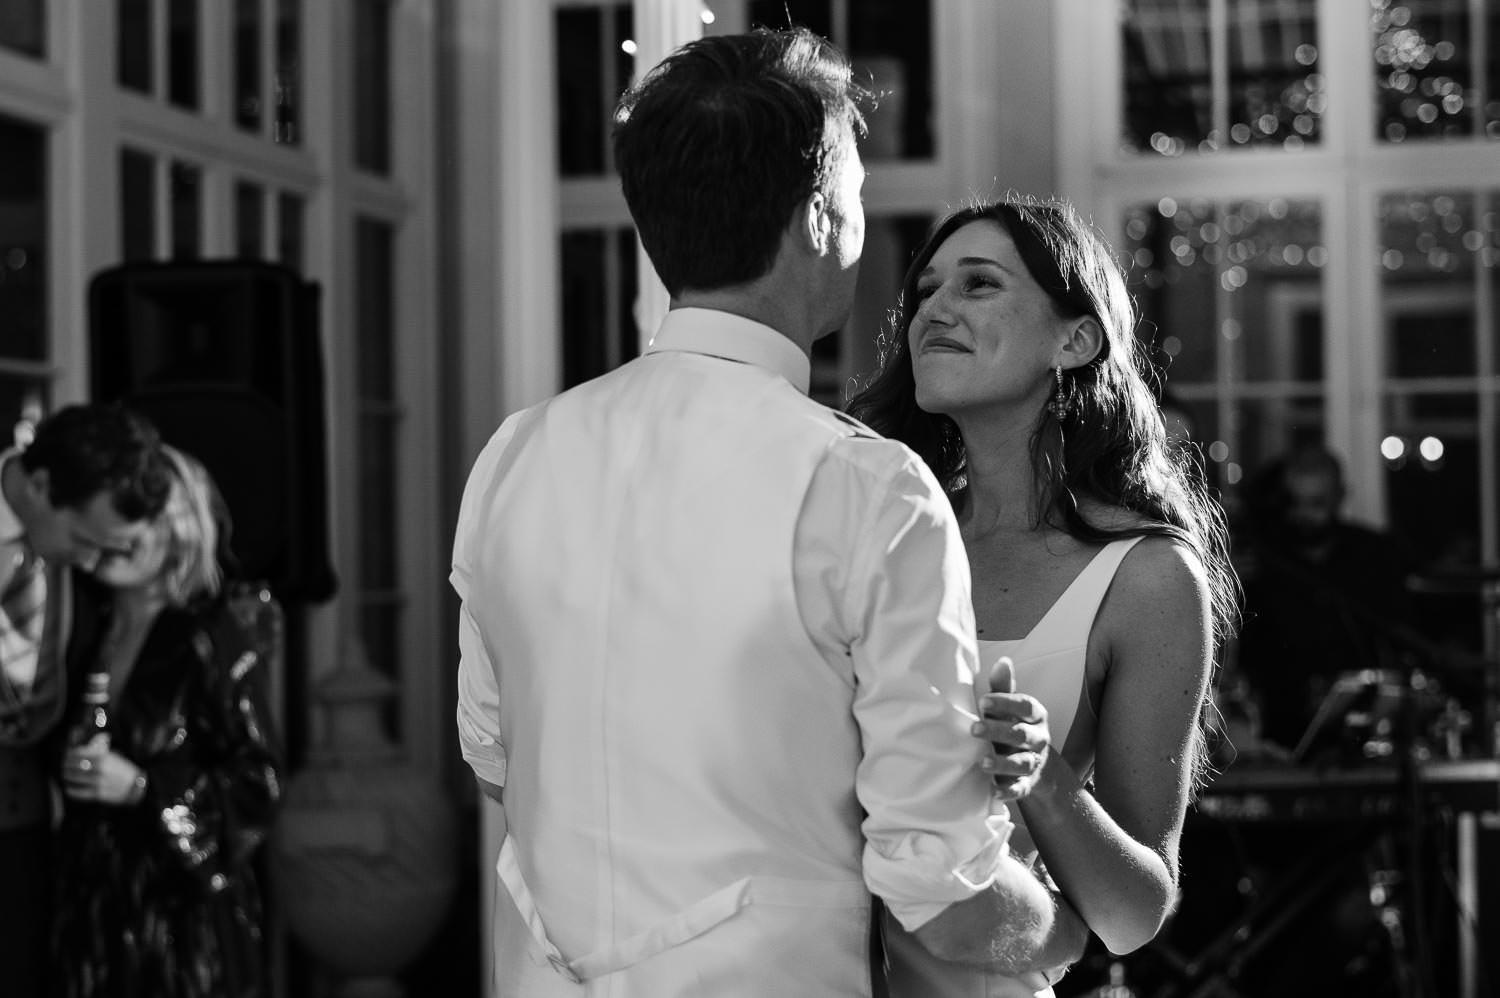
1006, 537, 1214, 954
147, 608, 284, 880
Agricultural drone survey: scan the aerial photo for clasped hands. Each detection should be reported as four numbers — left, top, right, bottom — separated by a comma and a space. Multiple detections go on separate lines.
61, 734, 148, 806
973, 656, 1051, 802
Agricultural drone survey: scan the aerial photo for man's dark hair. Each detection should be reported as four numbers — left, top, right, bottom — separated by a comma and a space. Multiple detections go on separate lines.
612, 27, 869, 297
19, 403, 171, 520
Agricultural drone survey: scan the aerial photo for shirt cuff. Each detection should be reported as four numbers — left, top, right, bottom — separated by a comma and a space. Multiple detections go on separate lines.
867, 806, 1014, 932
456, 704, 508, 788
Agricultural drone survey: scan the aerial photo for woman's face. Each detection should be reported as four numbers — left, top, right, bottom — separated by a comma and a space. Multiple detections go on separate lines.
907, 219, 1074, 418
91, 514, 172, 590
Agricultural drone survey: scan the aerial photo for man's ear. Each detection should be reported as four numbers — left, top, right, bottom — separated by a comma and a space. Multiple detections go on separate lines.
799, 190, 831, 254
24, 466, 51, 506
1057, 315, 1105, 371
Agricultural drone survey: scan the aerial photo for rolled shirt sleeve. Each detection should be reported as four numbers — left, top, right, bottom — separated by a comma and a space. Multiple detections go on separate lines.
798, 439, 1011, 932
455, 596, 507, 788
451, 419, 521, 791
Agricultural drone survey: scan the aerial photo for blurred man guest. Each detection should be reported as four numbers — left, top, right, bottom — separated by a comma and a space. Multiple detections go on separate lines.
1237, 444, 1418, 755
0, 402, 169, 998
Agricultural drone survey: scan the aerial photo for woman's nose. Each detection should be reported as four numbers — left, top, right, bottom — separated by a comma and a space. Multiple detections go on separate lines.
916, 286, 953, 323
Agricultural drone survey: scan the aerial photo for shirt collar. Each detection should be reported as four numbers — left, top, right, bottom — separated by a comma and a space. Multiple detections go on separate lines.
644, 307, 811, 395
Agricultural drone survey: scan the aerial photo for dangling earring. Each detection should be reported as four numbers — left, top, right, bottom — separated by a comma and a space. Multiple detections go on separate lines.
1050, 366, 1067, 421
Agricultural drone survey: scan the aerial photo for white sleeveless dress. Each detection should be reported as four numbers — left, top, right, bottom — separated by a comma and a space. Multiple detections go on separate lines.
881, 537, 1146, 998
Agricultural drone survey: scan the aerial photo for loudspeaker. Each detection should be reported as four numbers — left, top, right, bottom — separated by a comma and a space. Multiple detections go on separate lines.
88, 261, 336, 603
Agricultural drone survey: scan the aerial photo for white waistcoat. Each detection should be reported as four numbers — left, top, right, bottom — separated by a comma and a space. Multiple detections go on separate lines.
464, 350, 877, 996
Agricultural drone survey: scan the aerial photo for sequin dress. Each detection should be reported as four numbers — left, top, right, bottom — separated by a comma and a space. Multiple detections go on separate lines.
51, 583, 283, 998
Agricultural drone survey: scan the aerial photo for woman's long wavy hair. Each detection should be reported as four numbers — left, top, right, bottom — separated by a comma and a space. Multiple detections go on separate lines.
846, 196, 1239, 791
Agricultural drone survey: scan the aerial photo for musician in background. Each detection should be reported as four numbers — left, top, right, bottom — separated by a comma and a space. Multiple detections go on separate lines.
1235, 443, 1419, 757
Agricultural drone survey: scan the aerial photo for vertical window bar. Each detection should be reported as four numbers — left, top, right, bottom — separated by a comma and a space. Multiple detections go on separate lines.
1210, 0, 1230, 149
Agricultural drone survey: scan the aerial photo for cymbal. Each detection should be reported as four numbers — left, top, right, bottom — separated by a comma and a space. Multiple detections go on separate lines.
1407, 566, 1500, 595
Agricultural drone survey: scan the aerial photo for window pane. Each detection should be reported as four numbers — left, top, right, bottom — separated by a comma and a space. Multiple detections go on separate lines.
354, 214, 399, 710
120, 147, 156, 261
168, 0, 200, 110
748, 0, 831, 39
1379, 190, 1497, 379
1125, 197, 1325, 385
556, 5, 632, 177
170, 160, 201, 259
848, 0, 933, 160
274, 0, 301, 145
745, 0, 933, 161
1122, 0, 1213, 154
842, 214, 934, 407
234, 0, 262, 131
236, 180, 265, 259
0, 116, 47, 363
0, 1, 45, 58
117, 0, 152, 93
1123, 0, 1322, 155
278, 192, 305, 272
353, 0, 392, 173
561, 228, 639, 388
1228, 0, 1322, 150
1384, 392, 1480, 565
355, 217, 396, 400
1373, 0, 1483, 143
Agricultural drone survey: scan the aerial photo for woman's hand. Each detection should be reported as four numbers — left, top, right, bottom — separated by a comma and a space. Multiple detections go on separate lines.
61, 735, 148, 806
974, 656, 1051, 801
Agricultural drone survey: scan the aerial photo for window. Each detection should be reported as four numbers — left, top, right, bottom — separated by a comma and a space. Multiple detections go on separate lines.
747, 0, 934, 160
236, 180, 265, 258
234, 0, 302, 144
354, 215, 402, 736
1123, 196, 1326, 493
561, 229, 639, 388
1377, 188, 1500, 569
0, 114, 48, 429
1122, 0, 1322, 155
1374, 0, 1500, 143
0, 1, 45, 59
353, 0, 392, 173
115, 0, 201, 109
555, 4, 632, 177
1063, 0, 1500, 638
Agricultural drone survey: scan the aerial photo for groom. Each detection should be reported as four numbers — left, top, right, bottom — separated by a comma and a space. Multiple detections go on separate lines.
454, 27, 1083, 996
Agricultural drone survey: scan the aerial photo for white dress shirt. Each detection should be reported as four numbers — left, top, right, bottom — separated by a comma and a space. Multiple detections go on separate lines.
455, 308, 1010, 995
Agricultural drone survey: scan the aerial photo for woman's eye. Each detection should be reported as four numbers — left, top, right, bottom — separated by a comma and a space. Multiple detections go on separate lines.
965, 275, 999, 292
914, 284, 938, 301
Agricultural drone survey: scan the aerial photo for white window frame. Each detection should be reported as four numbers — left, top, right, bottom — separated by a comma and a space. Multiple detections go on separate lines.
1055, 0, 1500, 559
0, 0, 447, 770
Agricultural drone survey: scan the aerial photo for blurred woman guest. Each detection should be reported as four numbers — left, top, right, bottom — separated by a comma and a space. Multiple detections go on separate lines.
52, 445, 282, 998
848, 196, 1238, 995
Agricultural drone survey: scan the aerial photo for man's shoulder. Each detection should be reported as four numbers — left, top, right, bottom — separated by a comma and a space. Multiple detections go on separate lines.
809, 409, 940, 495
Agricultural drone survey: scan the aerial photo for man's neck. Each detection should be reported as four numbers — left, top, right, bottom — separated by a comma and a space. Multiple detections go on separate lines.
674, 286, 823, 358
